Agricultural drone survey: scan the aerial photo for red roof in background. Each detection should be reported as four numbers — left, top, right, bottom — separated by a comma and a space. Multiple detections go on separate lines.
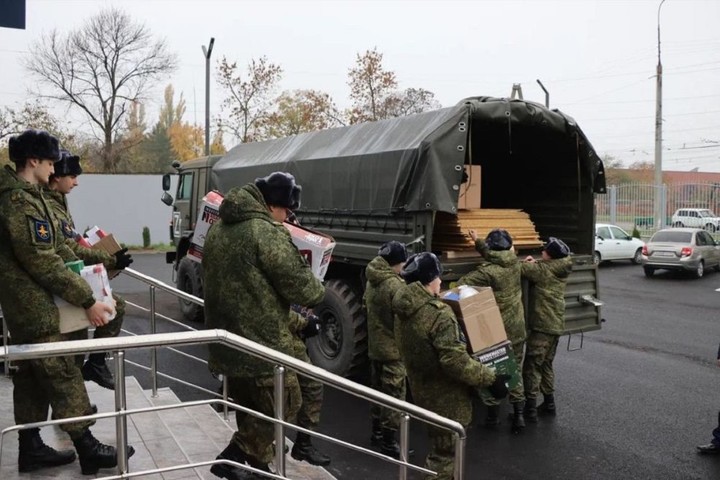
662, 170, 720, 184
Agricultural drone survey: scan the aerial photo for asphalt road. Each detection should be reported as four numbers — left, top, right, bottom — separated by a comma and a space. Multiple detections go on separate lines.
113, 254, 720, 480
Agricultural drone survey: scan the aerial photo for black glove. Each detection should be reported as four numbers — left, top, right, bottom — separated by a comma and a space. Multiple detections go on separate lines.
113, 247, 133, 270
488, 374, 511, 399
300, 314, 322, 339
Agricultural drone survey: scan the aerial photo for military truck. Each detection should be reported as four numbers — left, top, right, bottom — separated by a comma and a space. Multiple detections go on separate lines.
161, 96, 607, 376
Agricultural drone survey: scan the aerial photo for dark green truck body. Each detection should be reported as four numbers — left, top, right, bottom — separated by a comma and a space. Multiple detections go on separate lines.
164, 96, 606, 376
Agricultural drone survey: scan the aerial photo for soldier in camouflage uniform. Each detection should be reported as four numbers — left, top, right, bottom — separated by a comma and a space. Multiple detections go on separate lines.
458, 229, 527, 432
394, 252, 509, 480
203, 172, 326, 479
0, 130, 133, 475
696, 342, 720, 454
287, 309, 330, 466
520, 237, 573, 422
46, 149, 133, 390
364, 240, 409, 457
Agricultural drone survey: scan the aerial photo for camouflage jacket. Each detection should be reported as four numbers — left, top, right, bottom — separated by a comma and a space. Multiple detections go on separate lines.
458, 249, 526, 344
44, 189, 116, 269
393, 281, 496, 426
202, 183, 325, 378
521, 256, 573, 335
0, 165, 95, 342
364, 255, 404, 362
288, 310, 309, 359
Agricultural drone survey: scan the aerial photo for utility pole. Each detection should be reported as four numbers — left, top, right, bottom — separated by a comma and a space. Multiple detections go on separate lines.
202, 37, 215, 157
654, 1, 666, 229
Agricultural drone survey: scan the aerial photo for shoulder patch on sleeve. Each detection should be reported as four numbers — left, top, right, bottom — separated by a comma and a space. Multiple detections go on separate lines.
28, 216, 53, 245
60, 220, 75, 239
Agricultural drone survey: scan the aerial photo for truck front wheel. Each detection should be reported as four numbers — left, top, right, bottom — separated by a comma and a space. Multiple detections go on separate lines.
307, 279, 367, 377
176, 256, 204, 323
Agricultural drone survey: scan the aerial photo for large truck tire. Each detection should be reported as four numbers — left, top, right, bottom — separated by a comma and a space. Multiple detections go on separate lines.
176, 256, 204, 323
307, 279, 367, 377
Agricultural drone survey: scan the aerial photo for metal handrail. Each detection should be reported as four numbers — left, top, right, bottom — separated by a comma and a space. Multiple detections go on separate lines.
1, 331, 466, 479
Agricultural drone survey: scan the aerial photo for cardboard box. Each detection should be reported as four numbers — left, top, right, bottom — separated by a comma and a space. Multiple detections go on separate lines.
187, 191, 223, 262
441, 285, 507, 354
91, 234, 123, 279
56, 264, 116, 334
473, 340, 520, 390
457, 165, 481, 210
283, 222, 336, 281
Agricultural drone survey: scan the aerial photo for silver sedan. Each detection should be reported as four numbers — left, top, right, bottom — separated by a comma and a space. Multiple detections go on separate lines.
641, 228, 720, 278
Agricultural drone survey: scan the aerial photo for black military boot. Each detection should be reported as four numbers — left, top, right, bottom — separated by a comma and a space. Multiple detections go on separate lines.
485, 405, 500, 428
18, 428, 76, 472
291, 432, 331, 466
72, 429, 135, 475
82, 354, 115, 390
538, 393, 556, 416
511, 402, 526, 434
370, 418, 383, 446
524, 397, 538, 423
211, 442, 270, 480
697, 443, 720, 454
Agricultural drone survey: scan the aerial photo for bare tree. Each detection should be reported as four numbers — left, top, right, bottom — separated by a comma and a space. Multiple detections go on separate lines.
216, 56, 283, 143
24, 8, 177, 172
386, 88, 441, 117
0, 100, 61, 142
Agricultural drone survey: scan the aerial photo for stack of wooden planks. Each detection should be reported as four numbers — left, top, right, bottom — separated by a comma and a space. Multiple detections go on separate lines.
433, 209, 544, 252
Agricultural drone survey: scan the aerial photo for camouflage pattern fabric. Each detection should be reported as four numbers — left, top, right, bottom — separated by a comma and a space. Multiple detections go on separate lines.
394, 281, 496, 477
364, 255, 405, 362
425, 427, 456, 480
227, 374, 301, 464
0, 165, 95, 342
288, 311, 323, 430
202, 183, 325, 378
369, 359, 407, 430
45, 188, 117, 268
521, 256, 573, 335
458, 248, 526, 343
523, 331, 560, 399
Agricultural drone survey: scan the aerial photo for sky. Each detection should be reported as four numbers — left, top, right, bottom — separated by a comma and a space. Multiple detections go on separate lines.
1, 0, 719, 172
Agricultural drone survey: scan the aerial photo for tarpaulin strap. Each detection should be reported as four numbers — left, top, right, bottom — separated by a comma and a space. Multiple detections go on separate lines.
504, 99, 513, 155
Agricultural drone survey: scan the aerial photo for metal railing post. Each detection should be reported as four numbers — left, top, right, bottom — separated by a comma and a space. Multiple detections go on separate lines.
398, 414, 410, 480
273, 365, 286, 476
2, 316, 9, 377
222, 375, 229, 421
149, 285, 158, 397
114, 350, 129, 474
453, 431, 466, 480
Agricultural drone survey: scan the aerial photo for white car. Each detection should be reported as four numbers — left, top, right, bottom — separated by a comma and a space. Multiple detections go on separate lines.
594, 223, 646, 265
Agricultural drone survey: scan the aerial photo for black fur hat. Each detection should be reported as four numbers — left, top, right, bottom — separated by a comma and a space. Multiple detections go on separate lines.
52, 149, 83, 178
8, 129, 60, 164
378, 240, 408, 266
544, 237, 571, 259
255, 171, 302, 210
485, 229, 513, 251
401, 252, 443, 285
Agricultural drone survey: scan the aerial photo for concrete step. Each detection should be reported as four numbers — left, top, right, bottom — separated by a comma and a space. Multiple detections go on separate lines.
142, 386, 337, 480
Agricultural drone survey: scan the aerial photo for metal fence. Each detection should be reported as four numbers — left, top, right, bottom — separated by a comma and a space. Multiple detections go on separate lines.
596, 182, 720, 237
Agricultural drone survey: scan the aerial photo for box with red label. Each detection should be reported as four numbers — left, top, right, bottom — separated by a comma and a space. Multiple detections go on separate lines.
283, 222, 335, 281
187, 191, 223, 262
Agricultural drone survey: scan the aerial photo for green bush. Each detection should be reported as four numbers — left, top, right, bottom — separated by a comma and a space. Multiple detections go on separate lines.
142, 226, 151, 248
632, 226, 641, 239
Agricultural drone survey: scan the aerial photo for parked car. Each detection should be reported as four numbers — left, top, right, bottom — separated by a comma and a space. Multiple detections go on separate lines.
671, 208, 720, 232
641, 228, 720, 278
594, 223, 645, 265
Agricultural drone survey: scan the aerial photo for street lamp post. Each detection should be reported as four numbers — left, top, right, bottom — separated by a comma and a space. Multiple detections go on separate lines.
202, 37, 215, 157
654, 0, 666, 229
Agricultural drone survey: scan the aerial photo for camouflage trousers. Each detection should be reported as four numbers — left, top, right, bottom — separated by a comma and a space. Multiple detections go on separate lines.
522, 331, 559, 400
228, 373, 301, 464
424, 426, 456, 480
370, 359, 407, 430
66, 294, 125, 368
295, 348, 323, 431
481, 340, 526, 406
13, 334, 94, 437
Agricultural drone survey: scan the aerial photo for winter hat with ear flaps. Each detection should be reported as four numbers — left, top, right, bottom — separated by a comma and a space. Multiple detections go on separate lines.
544, 237, 571, 259
8, 129, 60, 164
255, 171, 302, 210
378, 241, 408, 266
53, 149, 83, 177
485, 228, 513, 251
401, 252, 443, 285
